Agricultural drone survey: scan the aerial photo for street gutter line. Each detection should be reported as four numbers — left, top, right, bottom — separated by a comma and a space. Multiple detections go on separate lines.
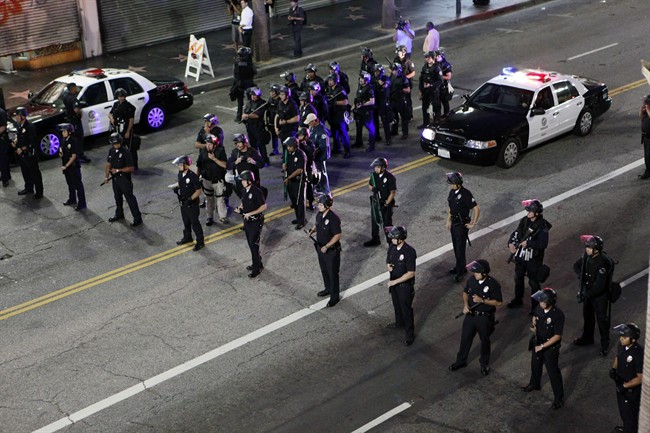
350, 402, 413, 433
32, 157, 646, 433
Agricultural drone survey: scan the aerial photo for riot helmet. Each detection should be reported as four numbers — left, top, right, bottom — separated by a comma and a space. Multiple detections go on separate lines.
237, 170, 255, 182
114, 88, 127, 98
326, 73, 339, 85
523, 199, 543, 214
249, 87, 262, 97
387, 225, 408, 241
466, 259, 490, 274
581, 234, 604, 251
57, 123, 75, 133
370, 157, 388, 169
304, 63, 317, 72
390, 63, 403, 75
233, 133, 248, 144
297, 127, 309, 138
446, 172, 463, 185
361, 47, 373, 58
203, 113, 219, 125
328, 61, 341, 73
532, 287, 557, 305
279, 86, 291, 97
283, 136, 298, 149
172, 155, 192, 166
317, 193, 333, 208
280, 71, 296, 82
359, 71, 371, 84
299, 91, 310, 101
308, 81, 321, 92
109, 132, 123, 145
614, 323, 641, 341
13, 106, 28, 118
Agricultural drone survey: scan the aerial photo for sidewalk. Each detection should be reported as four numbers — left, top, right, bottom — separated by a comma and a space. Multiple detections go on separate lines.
0, 0, 548, 103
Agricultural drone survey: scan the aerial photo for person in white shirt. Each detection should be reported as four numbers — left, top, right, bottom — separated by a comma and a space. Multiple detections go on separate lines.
423, 22, 440, 53
239, 0, 254, 48
393, 18, 415, 57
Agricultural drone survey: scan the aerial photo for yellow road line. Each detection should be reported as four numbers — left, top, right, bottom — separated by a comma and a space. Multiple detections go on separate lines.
609, 79, 646, 97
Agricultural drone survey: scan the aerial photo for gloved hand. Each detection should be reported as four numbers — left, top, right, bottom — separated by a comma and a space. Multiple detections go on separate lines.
616, 383, 627, 394
609, 368, 617, 381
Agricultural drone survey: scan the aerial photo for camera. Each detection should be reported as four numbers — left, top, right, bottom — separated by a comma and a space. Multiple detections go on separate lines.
395, 16, 406, 31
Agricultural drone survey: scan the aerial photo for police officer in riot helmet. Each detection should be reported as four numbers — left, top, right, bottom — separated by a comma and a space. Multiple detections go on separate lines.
242, 87, 270, 165
301, 64, 325, 96
11, 107, 44, 198
363, 157, 396, 246
58, 123, 86, 210
196, 134, 229, 225
573, 235, 614, 356
298, 91, 317, 127
388, 63, 410, 140
324, 73, 350, 157
308, 193, 342, 307
280, 71, 301, 106
195, 113, 224, 150
522, 288, 565, 410
385, 225, 417, 346
328, 61, 350, 94
109, 88, 138, 170
234, 169, 267, 278
282, 137, 307, 229
417, 51, 443, 129
227, 133, 265, 198
173, 155, 204, 251
266, 84, 282, 156
104, 132, 142, 226
371, 64, 391, 145
393, 45, 416, 120
446, 172, 480, 282
450, 259, 502, 375
233, 46, 256, 122
309, 81, 328, 124
436, 50, 454, 116
353, 71, 376, 152
610, 323, 644, 433
360, 47, 377, 75
274, 86, 300, 144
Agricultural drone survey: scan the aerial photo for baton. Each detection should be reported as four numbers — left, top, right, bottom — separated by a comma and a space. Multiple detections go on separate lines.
454, 303, 479, 319
237, 101, 269, 124
100, 175, 114, 186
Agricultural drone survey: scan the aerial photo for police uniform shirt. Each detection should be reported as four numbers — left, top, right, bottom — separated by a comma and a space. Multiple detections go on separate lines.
228, 147, 263, 177
178, 170, 201, 200
326, 85, 347, 116
464, 276, 502, 313
309, 123, 330, 162
286, 147, 306, 179
197, 145, 227, 182
316, 209, 341, 246
616, 342, 644, 382
369, 171, 396, 204
62, 136, 82, 167
196, 126, 224, 146
360, 58, 377, 75
63, 93, 82, 124
278, 99, 299, 127
579, 253, 612, 298
241, 184, 266, 214
312, 94, 328, 121
245, 98, 267, 129
394, 57, 416, 78
299, 140, 315, 170
355, 84, 374, 109
387, 242, 416, 285
106, 146, 134, 169
448, 186, 477, 222
16, 121, 37, 155
299, 103, 317, 124
419, 63, 443, 92
0, 109, 9, 143
533, 305, 564, 342
266, 97, 279, 125
440, 59, 453, 79
389, 75, 409, 104
373, 76, 390, 103
509, 216, 550, 251
110, 100, 136, 134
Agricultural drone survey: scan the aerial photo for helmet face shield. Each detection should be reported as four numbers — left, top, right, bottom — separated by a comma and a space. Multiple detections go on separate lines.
614, 323, 641, 340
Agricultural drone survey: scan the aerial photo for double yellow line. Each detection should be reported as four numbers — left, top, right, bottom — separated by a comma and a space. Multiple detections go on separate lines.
0, 154, 438, 321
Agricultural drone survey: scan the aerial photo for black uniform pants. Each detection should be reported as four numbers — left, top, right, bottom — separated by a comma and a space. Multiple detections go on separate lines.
287, 178, 305, 225
528, 344, 564, 403
181, 201, 204, 244
514, 257, 542, 308
421, 88, 441, 125
241, 29, 253, 48
64, 166, 86, 205
390, 282, 415, 340
329, 116, 350, 154
455, 314, 494, 367
244, 219, 263, 272
390, 102, 408, 137
616, 387, 640, 433
269, 127, 279, 154
247, 126, 269, 163
111, 174, 141, 220
19, 155, 43, 195
0, 142, 10, 183
450, 224, 469, 276
375, 102, 392, 142
355, 109, 375, 148
314, 160, 330, 195
441, 85, 451, 116
317, 246, 340, 301
123, 135, 138, 170
371, 203, 393, 241
579, 294, 610, 349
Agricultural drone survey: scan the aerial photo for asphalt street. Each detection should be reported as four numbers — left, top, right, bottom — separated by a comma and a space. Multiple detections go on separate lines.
1, 0, 649, 432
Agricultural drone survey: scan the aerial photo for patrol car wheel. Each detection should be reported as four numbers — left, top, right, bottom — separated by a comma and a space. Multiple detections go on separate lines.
574, 109, 593, 137
38, 130, 62, 158
142, 104, 166, 130
496, 137, 520, 169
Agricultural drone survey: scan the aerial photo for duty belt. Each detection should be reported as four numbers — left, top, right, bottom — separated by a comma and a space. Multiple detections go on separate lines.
469, 310, 493, 317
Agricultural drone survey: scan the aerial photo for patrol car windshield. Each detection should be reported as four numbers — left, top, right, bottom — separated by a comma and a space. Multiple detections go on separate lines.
31, 81, 82, 107
468, 83, 534, 115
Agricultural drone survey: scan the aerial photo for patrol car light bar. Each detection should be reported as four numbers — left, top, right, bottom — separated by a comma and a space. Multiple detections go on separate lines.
73, 68, 106, 78
501, 67, 550, 83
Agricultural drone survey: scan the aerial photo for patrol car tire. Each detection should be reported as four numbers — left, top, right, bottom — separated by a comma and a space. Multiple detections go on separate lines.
574, 109, 593, 137
496, 137, 520, 169
37, 130, 62, 159
142, 104, 167, 130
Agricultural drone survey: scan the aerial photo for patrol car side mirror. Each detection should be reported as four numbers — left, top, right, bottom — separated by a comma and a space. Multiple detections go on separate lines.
530, 107, 545, 117
28, 91, 34, 99
78, 101, 88, 108
462, 93, 470, 101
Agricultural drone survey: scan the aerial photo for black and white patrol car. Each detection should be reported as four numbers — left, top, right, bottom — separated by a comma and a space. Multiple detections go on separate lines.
7, 68, 193, 158
420, 68, 612, 168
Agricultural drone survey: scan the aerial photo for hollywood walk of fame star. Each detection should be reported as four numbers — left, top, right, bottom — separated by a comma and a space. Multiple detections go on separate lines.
346, 6, 363, 12
346, 14, 366, 21
128, 65, 147, 72
221, 43, 237, 50
170, 54, 188, 62
271, 33, 289, 40
306, 23, 327, 30
9, 90, 31, 100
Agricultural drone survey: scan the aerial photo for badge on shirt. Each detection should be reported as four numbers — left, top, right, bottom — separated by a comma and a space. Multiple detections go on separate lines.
383, 177, 387, 183
186, 178, 190, 184
248, 193, 252, 199
627, 355, 633, 363
325, 219, 329, 225
483, 287, 489, 293
294, 157, 298, 162
457, 194, 462, 199
399, 254, 404, 261
67, 144, 72, 149
546, 317, 552, 324
599, 268, 606, 274
321, 134, 326, 139
118, 153, 122, 158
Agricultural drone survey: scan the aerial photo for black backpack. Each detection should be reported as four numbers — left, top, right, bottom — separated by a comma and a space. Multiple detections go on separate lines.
602, 252, 621, 303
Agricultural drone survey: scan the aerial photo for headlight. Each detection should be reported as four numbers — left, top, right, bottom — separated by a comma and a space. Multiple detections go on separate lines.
421, 128, 435, 141
465, 139, 497, 149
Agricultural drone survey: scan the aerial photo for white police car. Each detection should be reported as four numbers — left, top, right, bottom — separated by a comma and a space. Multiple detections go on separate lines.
420, 68, 611, 168
7, 68, 193, 158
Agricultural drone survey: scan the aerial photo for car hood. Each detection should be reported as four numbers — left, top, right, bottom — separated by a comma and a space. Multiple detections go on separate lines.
6, 102, 63, 123
434, 104, 524, 140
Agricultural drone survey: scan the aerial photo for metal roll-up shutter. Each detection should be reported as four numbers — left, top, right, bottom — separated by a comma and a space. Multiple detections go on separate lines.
0, 0, 80, 57
98, 0, 232, 53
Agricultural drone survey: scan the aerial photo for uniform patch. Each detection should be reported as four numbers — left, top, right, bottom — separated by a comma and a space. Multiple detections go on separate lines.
547, 317, 552, 324
627, 355, 633, 363
483, 287, 489, 293
248, 193, 252, 199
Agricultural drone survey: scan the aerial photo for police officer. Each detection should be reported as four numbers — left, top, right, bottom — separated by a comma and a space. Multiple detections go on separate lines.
234, 170, 267, 278
449, 259, 502, 375
173, 155, 204, 251
309, 82, 328, 124
274, 86, 300, 144
325, 73, 351, 158
194, 113, 224, 151
308, 193, 342, 307
233, 47, 256, 122
109, 88, 138, 169
417, 51, 443, 129
385, 225, 417, 346
522, 288, 565, 410
280, 71, 301, 106
298, 91, 317, 127
507, 199, 551, 313
227, 133, 265, 197
266, 84, 281, 156
372, 64, 392, 145
11, 107, 43, 198
388, 63, 410, 140
196, 135, 229, 225
360, 47, 377, 75
573, 235, 614, 356
300, 64, 325, 96
354, 72, 376, 152
306, 113, 331, 194
446, 172, 480, 282
283, 137, 307, 229
297, 127, 316, 210
242, 87, 269, 165
437, 50, 454, 117
393, 45, 416, 120
104, 133, 142, 227
639, 95, 650, 179
0, 107, 11, 187
328, 61, 350, 95
363, 157, 396, 247
610, 323, 644, 433
63, 83, 91, 163
58, 123, 86, 211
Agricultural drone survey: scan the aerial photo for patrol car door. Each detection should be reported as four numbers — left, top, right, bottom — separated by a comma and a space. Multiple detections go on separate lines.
78, 81, 112, 136
527, 86, 558, 146
108, 77, 149, 126
551, 81, 583, 134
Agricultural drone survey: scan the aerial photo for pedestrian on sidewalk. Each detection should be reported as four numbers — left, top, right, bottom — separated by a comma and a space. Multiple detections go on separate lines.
423, 22, 440, 53
226, 0, 242, 51
288, 0, 306, 58
239, 0, 254, 48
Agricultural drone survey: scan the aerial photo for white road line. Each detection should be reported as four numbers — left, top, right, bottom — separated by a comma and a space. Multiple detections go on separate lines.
33, 157, 645, 433
620, 268, 649, 288
213, 105, 237, 112
350, 402, 413, 433
567, 43, 618, 61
